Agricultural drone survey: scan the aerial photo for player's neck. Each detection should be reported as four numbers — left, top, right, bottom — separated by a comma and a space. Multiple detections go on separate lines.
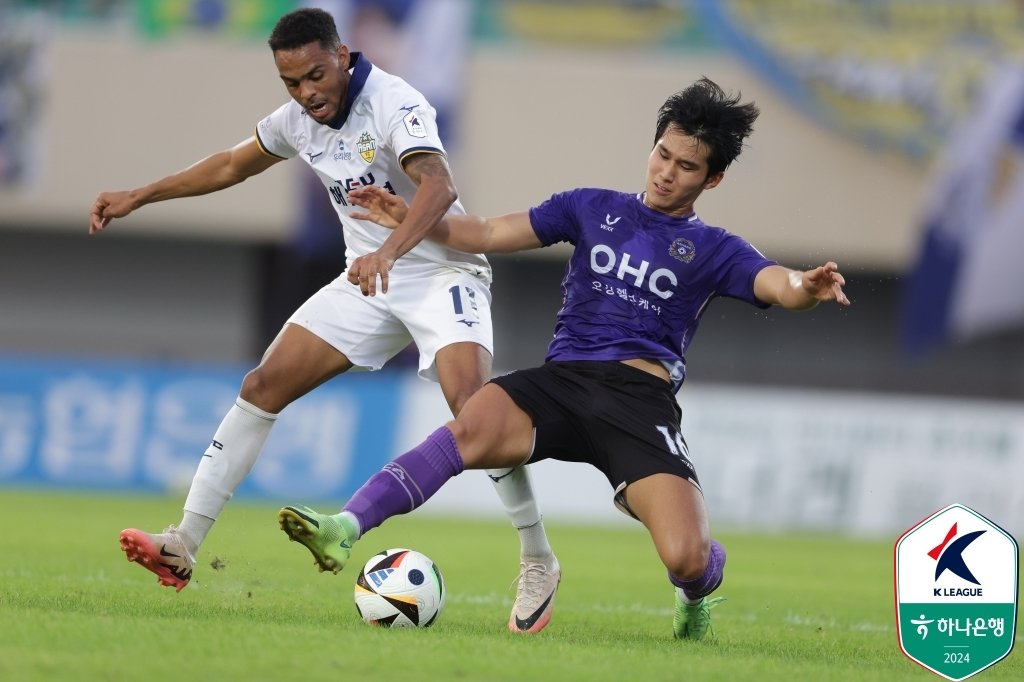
640, 192, 696, 219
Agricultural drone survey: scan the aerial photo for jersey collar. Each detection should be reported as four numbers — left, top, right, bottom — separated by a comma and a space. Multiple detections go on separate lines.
635, 192, 700, 225
328, 52, 372, 130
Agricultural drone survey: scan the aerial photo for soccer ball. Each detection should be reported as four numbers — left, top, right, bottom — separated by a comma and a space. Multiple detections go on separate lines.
354, 548, 446, 628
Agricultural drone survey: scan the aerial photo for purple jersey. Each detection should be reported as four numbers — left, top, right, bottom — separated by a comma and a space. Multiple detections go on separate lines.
528, 188, 776, 391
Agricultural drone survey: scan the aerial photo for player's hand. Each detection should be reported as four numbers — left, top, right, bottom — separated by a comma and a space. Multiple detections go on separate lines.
89, 190, 138, 235
348, 185, 408, 229
347, 249, 397, 296
802, 262, 850, 306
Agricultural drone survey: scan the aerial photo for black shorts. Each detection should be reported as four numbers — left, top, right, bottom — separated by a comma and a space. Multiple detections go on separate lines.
489, 361, 700, 500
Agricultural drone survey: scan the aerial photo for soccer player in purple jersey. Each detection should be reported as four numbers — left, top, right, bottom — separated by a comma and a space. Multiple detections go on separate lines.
283, 78, 850, 638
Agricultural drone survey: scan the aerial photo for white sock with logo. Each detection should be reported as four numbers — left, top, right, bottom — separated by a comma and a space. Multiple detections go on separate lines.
179, 397, 277, 552
486, 465, 553, 560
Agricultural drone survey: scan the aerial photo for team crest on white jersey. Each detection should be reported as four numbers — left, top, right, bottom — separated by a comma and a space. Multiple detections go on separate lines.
357, 131, 376, 163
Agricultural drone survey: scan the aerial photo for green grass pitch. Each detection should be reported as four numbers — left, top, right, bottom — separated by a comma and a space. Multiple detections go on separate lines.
0, 489, 1019, 681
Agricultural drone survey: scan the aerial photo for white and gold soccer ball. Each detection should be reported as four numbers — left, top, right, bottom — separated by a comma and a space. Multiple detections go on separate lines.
354, 548, 446, 628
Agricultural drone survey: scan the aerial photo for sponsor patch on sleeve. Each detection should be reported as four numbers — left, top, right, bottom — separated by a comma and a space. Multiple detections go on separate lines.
403, 109, 427, 138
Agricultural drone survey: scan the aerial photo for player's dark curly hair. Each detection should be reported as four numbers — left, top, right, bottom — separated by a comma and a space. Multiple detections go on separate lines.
268, 8, 341, 52
654, 77, 760, 176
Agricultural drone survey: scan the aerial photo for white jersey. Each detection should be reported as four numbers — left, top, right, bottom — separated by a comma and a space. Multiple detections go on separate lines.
254, 53, 491, 283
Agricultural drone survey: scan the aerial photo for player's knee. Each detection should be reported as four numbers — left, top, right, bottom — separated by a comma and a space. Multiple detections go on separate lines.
445, 418, 477, 454
664, 536, 710, 581
445, 417, 499, 469
239, 367, 282, 412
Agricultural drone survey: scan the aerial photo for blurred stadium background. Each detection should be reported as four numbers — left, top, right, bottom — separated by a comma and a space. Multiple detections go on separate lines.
0, 0, 1022, 539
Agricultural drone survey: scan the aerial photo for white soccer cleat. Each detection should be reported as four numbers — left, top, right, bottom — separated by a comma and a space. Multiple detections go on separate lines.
119, 525, 195, 592
508, 555, 561, 633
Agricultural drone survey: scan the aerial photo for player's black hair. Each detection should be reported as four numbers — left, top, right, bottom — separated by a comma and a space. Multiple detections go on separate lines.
268, 8, 341, 52
654, 77, 760, 176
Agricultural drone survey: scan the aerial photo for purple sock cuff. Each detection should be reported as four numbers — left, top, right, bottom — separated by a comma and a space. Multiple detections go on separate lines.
423, 426, 465, 477
669, 539, 726, 599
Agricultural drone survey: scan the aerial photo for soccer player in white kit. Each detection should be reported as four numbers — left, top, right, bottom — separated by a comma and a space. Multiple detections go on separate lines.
88, 8, 560, 632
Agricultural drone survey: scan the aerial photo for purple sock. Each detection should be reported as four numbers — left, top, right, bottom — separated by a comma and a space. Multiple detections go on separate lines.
669, 539, 726, 600
342, 426, 464, 535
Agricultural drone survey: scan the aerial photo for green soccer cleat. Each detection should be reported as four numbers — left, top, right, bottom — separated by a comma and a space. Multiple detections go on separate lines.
277, 506, 355, 574
673, 595, 726, 641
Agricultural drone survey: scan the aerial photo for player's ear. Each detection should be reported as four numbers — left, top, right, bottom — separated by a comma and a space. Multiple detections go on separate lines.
338, 44, 350, 70
703, 171, 724, 190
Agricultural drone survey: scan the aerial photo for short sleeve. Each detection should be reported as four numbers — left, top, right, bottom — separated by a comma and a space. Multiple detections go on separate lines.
254, 103, 299, 160
713, 234, 777, 308
527, 189, 583, 246
379, 83, 446, 166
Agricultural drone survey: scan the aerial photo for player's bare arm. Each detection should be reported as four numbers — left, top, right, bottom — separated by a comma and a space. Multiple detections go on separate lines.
345, 151, 457, 296
349, 185, 543, 254
753, 262, 851, 309
348, 184, 406, 228
88, 137, 282, 235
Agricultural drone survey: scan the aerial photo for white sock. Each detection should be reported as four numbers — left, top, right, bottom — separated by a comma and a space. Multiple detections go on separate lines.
339, 511, 362, 539
486, 465, 553, 559
180, 397, 277, 550
677, 587, 702, 605
177, 511, 212, 557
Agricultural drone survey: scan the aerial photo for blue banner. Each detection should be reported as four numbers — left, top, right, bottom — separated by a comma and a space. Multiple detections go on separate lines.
0, 356, 404, 501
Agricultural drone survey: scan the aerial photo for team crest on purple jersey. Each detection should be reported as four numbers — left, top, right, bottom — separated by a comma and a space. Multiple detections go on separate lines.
669, 237, 696, 263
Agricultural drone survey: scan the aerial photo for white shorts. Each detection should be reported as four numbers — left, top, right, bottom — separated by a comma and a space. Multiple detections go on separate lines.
287, 266, 493, 382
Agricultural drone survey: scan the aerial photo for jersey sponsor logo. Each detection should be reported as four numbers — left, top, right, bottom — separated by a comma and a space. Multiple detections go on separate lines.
600, 214, 620, 231
306, 150, 324, 164
334, 140, 352, 161
401, 105, 427, 138
328, 173, 396, 206
590, 244, 678, 300
357, 131, 376, 163
669, 237, 696, 263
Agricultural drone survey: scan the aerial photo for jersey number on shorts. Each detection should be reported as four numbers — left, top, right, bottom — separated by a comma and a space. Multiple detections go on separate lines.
449, 285, 479, 327
656, 425, 689, 459
449, 285, 466, 314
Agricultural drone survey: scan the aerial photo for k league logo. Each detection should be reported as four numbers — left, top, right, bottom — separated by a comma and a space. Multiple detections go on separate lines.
895, 504, 1019, 681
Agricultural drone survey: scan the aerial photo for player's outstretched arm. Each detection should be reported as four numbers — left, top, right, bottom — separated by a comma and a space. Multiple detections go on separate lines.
343, 152, 458, 295
348, 184, 407, 228
88, 137, 282, 235
753, 262, 851, 310
349, 185, 542, 255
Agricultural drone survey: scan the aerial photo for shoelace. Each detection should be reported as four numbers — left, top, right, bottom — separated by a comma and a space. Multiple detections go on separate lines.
511, 561, 551, 605
691, 596, 726, 637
